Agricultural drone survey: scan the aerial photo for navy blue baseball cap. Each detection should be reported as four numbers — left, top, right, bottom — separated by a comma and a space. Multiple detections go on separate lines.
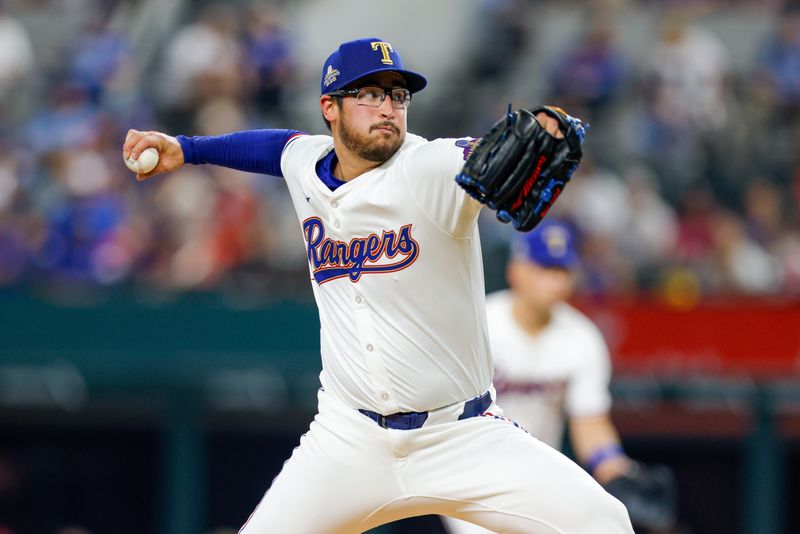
511, 219, 579, 268
321, 37, 428, 95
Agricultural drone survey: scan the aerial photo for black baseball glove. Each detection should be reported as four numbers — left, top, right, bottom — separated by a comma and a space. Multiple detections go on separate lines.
604, 462, 678, 532
455, 105, 586, 232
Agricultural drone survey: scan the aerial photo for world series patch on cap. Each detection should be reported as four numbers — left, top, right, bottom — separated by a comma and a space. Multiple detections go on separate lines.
321, 37, 428, 95
512, 219, 579, 268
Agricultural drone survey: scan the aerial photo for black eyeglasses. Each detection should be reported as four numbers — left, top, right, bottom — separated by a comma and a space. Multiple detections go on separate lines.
328, 86, 412, 109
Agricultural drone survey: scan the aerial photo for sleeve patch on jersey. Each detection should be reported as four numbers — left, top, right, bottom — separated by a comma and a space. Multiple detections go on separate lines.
455, 138, 481, 161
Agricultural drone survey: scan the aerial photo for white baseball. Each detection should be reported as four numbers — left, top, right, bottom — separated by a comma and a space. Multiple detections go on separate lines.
124, 147, 160, 174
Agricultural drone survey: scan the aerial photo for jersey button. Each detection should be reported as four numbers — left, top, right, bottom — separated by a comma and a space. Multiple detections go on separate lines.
355, 296, 363, 304
381, 392, 390, 401
366, 344, 374, 352
333, 220, 340, 228
331, 201, 339, 208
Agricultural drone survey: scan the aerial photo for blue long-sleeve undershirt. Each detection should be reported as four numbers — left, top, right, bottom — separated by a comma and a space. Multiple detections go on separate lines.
176, 129, 306, 178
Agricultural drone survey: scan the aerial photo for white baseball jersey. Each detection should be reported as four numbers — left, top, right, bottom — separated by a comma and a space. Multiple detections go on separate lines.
280, 133, 492, 414
487, 289, 613, 448
239, 130, 633, 534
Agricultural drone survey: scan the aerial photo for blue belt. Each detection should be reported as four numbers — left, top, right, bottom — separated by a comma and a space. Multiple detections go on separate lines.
358, 390, 492, 430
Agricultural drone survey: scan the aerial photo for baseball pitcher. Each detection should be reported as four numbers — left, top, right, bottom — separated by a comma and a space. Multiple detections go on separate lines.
123, 38, 633, 533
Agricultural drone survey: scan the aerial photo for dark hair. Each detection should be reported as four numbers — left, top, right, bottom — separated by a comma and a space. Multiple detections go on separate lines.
322, 96, 343, 131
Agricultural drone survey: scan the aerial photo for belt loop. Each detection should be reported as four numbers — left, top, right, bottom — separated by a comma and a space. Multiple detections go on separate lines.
458, 390, 492, 420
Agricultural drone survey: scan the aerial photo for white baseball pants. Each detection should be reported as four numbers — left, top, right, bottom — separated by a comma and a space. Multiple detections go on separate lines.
239, 388, 633, 534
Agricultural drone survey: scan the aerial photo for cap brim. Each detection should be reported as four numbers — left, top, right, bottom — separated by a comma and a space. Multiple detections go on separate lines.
531, 253, 578, 269
394, 70, 427, 93
336, 68, 428, 94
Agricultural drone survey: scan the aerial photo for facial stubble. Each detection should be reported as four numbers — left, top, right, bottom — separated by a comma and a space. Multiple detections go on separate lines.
338, 113, 404, 163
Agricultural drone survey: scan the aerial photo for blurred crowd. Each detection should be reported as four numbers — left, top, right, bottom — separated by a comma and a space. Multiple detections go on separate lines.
472, 0, 800, 303
0, 0, 308, 305
1, 0, 799, 305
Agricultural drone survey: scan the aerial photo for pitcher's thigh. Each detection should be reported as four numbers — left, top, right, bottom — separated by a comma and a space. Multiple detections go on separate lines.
442, 418, 633, 534
239, 427, 399, 534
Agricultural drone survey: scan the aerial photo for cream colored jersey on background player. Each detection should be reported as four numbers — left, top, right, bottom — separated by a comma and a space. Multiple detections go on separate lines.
488, 292, 612, 448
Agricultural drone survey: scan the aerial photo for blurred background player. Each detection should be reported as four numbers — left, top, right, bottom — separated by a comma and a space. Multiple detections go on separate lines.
444, 219, 677, 534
